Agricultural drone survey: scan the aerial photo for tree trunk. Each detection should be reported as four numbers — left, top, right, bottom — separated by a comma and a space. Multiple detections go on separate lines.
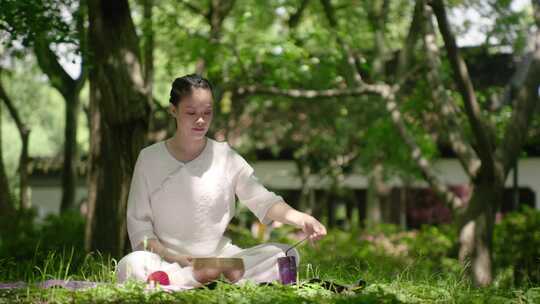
311, 189, 323, 221
33, 35, 86, 212
345, 189, 355, 230
398, 187, 407, 230
458, 180, 502, 287
295, 160, 312, 212
0, 74, 31, 210
19, 132, 30, 209
366, 163, 391, 227
366, 180, 382, 226
356, 190, 367, 229
326, 191, 336, 229
85, 0, 151, 258
60, 91, 80, 212
369, 0, 389, 80
141, 0, 155, 137
0, 103, 14, 215
142, 0, 153, 95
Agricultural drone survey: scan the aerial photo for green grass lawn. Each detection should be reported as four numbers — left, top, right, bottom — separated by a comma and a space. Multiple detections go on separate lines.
1, 226, 539, 303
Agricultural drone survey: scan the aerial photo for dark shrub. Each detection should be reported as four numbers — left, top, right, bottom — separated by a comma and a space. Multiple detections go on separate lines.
494, 206, 540, 285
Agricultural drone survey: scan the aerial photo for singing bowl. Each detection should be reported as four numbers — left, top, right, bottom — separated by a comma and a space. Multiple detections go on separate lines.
192, 257, 245, 284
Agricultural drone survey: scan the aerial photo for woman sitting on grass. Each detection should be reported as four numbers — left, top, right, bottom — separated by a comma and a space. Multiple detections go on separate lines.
116, 74, 327, 289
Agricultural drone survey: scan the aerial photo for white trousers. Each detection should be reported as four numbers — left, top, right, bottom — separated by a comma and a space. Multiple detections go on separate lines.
116, 243, 300, 289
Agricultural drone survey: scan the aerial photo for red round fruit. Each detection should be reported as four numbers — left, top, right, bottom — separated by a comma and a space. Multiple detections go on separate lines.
147, 270, 170, 286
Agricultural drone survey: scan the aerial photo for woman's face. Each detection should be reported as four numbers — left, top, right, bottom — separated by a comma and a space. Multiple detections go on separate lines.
170, 88, 213, 140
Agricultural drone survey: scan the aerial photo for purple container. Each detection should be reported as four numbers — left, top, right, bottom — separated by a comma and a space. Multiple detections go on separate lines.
277, 255, 297, 285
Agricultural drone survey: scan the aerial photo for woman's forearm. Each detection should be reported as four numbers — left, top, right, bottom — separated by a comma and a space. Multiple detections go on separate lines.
265, 201, 306, 227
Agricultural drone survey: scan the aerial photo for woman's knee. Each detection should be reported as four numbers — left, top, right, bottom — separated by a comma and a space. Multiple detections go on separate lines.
116, 251, 161, 283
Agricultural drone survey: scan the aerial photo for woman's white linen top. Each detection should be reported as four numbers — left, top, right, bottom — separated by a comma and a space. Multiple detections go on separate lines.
126, 138, 283, 256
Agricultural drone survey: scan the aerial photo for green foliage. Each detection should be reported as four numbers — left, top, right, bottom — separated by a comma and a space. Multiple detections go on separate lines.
0, 0, 77, 48
405, 225, 462, 276
493, 206, 540, 286
0, 208, 41, 261
0, 209, 86, 281
2, 209, 85, 253
149, 0, 436, 186
1, 218, 538, 303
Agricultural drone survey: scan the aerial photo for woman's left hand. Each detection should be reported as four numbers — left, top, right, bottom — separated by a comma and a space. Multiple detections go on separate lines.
300, 214, 327, 242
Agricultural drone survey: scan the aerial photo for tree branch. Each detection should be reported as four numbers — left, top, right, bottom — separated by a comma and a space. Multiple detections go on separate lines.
179, 0, 206, 16
75, 0, 88, 90
0, 74, 31, 210
230, 34, 249, 76
430, 0, 496, 170
497, 2, 540, 175
208, 0, 235, 42
235, 80, 467, 210
288, 0, 310, 28
386, 0, 465, 209
319, 0, 466, 210
396, 0, 423, 76
496, 1, 540, 109
386, 94, 465, 209
33, 35, 76, 98
383, 0, 465, 209
422, 3, 480, 177
235, 83, 394, 99
231, 0, 467, 211
369, 0, 390, 78
0, 73, 29, 137
320, 0, 366, 85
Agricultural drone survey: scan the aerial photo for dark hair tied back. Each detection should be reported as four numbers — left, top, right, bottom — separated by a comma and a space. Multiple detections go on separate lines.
169, 74, 214, 106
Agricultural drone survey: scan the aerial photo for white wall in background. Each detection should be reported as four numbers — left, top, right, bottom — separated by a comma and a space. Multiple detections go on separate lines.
30, 157, 540, 218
